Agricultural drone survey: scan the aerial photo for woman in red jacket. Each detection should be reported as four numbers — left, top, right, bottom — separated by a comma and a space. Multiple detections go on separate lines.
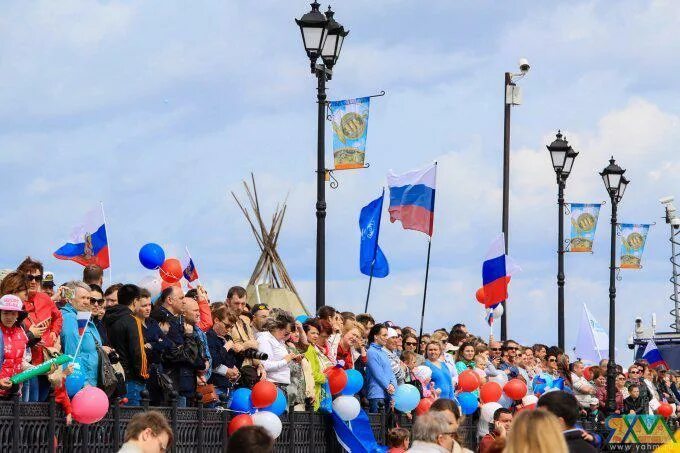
0, 294, 30, 398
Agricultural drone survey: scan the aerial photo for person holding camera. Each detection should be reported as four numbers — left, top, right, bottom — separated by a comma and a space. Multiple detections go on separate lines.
257, 310, 301, 392
225, 286, 266, 382
207, 306, 240, 406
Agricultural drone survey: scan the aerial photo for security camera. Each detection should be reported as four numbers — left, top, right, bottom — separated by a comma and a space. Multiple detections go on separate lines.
627, 335, 635, 350
660, 195, 675, 205
518, 58, 530, 74
672, 217, 680, 227
635, 317, 642, 324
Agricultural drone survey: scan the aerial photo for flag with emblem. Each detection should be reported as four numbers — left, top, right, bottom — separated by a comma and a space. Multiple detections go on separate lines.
359, 191, 389, 278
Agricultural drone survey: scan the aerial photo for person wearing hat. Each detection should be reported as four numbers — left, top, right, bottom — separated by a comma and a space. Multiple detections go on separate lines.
0, 294, 30, 397
251, 303, 269, 334
41, 272, 56, 298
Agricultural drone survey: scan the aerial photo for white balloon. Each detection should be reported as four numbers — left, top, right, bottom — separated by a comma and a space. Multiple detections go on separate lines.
332, 395, 361, 421
490, 373, 508, 386
412, 366, 432, 383
480, 402, 502, 422
522, 394, 538, 406
138, 275, 162, 300
251, 411, 282, 439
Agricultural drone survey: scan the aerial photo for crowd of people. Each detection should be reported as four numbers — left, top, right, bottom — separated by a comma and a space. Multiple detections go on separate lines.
0, 256, 678, 452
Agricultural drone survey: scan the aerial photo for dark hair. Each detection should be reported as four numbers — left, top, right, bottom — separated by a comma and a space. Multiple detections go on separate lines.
123, 410, 173, 447
537, 391, 579, 428
138, 287, 151, 299
448, 330, 467, 347
502, 339, 519, 351
0, 272, 27, 296
212, 306, 239, 325
367, 323, 386, 345
226, 425, 273, 453
455, 341, 477, 362
532, 344, 548, 355
340, 311, 356, 322
452, 323, 466, 331
429, 398, 461, 420
317, 319, 334, 336
17, 257, 43, 276
104, 283, 123, 297
159, 287, 175, 305
628, 383, 640, 391
117, 284, 141, 307
185, 288, 198, 300
89, 284, 103, 295
150, 308, 171, 325
356, 313, 375, 327
227, 286, 246, 300
302, 318, 321, 333
386, 427, 410, 448
316, 305, 336, 321
82, 264, 103, 284
493, 407, 512, 421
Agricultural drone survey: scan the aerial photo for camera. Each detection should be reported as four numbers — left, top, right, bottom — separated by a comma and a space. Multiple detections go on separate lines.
240, 349, 268, 361
518, 58, 530, 74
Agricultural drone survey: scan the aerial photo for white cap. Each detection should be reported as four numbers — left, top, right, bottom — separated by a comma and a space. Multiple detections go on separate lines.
386, 328, 399, 339
0, 294, 23, 311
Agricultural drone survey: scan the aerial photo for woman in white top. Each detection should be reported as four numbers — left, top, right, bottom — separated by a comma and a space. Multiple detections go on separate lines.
256, 310, 302, 387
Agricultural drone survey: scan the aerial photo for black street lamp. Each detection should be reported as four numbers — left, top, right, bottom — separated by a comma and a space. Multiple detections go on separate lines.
547, 131, 578, 351
501, 58, 530, 340
600, 157, 629, 414
296, 2, 349, 312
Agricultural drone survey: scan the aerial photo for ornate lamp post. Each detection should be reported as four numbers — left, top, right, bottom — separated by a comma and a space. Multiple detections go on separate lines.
296, 3, 349, 311
600, 157, 629, 413
547, 131, 578, 350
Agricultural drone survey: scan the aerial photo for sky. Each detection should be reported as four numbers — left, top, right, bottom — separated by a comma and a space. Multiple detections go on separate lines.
2, 1, 679, 363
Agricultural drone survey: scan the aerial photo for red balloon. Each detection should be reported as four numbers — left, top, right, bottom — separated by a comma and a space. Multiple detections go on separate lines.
325, 366, 348, 395
657, 402, 673, 418
228, 414, 253, 435
161, 280, 182, 291
475, 288, 485, 304
480, 382, 503, 403
415, 398, 433, 415
159, 258, 182, 283
251, 380, 277, 408
504, 379, 528, 400
458, 370, 480, 392
583, 366, 593, 381
71, 386, 109, 424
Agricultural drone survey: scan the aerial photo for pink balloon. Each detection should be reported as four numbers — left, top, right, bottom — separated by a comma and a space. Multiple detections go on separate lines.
72, 386, 109, 424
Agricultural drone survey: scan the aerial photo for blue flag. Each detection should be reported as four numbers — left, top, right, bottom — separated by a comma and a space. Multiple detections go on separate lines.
359, 192, 389, 278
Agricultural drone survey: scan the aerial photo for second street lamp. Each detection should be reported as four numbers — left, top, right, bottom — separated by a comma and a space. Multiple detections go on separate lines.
547, 131, 578, 350
296, 2, 349, 312
600, 157, 629, 414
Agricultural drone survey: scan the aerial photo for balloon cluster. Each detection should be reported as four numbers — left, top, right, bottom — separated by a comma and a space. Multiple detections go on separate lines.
138, 243, 184, 294
531, 373, 564, 396
228, 380, 287, 439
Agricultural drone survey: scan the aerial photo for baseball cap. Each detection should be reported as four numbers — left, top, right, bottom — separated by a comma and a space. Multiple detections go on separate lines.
0, 294, 24, 311
251, 303, 269, 315
386, 328, 399, 339
43, 271, 55, 288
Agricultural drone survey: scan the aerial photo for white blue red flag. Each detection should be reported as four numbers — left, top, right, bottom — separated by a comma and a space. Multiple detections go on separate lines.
53, 206, 110, 269
642, 339, 668, 370
387, 164, 436, 236
181, 247, 199, 282
481, 235, 511, 308
76, 311, 91, 336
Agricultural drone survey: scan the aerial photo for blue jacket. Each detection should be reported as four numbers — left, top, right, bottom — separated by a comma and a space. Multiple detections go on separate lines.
61, 303, 102, 386
425, 360, 454, 400
194, 326, 212, 381
366, 343, 397, 400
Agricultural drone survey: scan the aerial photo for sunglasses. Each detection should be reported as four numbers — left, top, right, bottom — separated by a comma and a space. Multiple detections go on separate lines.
548, 358, 557, 362
90, 297, 105, 305
629, 370, 640, 374
491, 348, 501, 351
405, 342, 418, 346
505, 346, 519, 351
26, 275, 43, 282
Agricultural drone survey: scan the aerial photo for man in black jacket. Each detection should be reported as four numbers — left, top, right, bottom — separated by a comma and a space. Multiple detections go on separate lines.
103, 284, 148, 406
537, 391, 599, 453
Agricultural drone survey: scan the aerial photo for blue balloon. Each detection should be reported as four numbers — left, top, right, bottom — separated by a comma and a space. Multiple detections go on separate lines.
393, 384, 421, 412
295, 315, 309, 324
457, 392, 479, 415
229, 388, 254, 413
341, 369, 364, 395
263, 388, 287, 416
65, 368, 86, 398
139, 243, 165, 270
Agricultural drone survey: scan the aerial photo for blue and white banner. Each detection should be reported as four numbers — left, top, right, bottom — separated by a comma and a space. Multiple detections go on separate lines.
330, 97, 370, 170
619, 223, 651, 269
568, 203, 601, 252
359, 192, 389, 278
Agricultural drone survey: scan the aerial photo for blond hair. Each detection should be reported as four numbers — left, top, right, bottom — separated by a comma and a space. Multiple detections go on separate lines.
504, 409, 567, 453
342, 320, 365, 337
430, 331, 448, 344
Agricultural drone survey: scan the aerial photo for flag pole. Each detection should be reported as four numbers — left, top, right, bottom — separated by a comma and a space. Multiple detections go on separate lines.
418, 237, 433, 341
71, 322, 89, 364
100, 201, 112, 286
364, 188, 385, 314
185, 246, 202, 287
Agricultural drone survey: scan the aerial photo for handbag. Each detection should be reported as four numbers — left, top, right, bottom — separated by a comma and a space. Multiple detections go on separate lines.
196, 383, 218, 404
94, 339, 119, 397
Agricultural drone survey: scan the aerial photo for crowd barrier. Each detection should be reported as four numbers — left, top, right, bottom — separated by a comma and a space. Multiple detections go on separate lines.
1, 393, 676, 452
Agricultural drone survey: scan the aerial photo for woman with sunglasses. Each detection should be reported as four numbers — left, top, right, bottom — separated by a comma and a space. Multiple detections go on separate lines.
89, 284, 108, 345
402, 334, 424, 366
206, 306, 241, 406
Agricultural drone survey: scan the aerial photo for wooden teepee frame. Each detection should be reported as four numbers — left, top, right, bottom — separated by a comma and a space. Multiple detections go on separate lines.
231, 174, 300, 300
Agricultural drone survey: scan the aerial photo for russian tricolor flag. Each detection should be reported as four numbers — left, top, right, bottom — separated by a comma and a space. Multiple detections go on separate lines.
642, 339, 668, 370
181, 248, 199, 283
481, 235, 518, 308
387, 164, 436, 236
53, 206, 110, 269
76, 311, 91, 336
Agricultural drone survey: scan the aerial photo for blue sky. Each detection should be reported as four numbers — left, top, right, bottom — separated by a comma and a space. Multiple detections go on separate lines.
2, 1, 679, 362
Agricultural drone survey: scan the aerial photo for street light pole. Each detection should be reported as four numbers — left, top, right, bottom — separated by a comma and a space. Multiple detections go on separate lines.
547, 131, 577, 350
500, 59, 530, 341
600, 157, 629, 414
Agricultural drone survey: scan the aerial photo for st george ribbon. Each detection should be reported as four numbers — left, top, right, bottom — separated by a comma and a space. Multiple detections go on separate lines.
567, 203, 601, 252
329, 97, 370, 170
619, 223, 651, 269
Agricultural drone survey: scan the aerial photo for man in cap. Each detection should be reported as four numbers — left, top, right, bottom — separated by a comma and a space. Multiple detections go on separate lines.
41, 272, 56, 298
